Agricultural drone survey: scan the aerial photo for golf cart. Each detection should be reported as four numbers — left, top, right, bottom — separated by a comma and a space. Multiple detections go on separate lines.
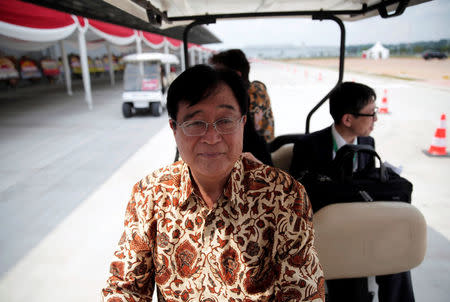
121, 52, 179, 118
35, 0, 430, 297
136, 0, 429, 286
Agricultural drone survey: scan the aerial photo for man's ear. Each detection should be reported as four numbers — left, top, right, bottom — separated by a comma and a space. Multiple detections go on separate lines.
169, 119, 177, 133
242, 114, 247, 125
341, 113, 353, 127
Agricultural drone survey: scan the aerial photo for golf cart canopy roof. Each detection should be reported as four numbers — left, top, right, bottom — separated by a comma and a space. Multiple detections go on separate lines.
150, 0, 431, 24
122, 53, 180, 64
24, 0, 431, 33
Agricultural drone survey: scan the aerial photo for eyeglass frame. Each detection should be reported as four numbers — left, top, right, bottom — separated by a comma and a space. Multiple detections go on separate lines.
351, 107, 378, 118
171, 115, 245, 136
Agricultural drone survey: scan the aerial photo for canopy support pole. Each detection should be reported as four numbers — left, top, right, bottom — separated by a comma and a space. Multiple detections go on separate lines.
175, 17, 216, 161
182, 17, 215, 69
59, 40, 72, 96
305, 14, 345, 134
106, 43, 115, 86
78, 27, 93, 110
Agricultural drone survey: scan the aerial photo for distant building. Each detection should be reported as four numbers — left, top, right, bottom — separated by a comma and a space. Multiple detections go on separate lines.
243, 45, 339, 59
362, 42, 390, 59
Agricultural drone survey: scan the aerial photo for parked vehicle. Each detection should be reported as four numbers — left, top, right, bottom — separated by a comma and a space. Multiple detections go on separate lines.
121, 53, 179, 118
422, 50, 447, 60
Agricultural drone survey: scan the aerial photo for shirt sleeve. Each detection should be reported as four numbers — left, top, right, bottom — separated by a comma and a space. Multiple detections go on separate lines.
275, 178, 325, 301
249, 81, 275, 142
101, 181, 156, 302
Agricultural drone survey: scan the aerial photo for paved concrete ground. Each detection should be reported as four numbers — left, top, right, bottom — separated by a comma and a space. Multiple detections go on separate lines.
0, 62, 449, 301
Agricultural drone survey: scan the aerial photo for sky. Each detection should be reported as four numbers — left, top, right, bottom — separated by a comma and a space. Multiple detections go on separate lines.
205, 0, 450, 49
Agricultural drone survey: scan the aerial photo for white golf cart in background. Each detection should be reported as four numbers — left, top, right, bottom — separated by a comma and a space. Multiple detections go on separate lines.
121, 52, 179, 118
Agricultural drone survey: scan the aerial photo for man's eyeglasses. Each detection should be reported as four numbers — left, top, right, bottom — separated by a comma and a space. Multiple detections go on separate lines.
173, 116, 245, 136
352, 107, 378, 118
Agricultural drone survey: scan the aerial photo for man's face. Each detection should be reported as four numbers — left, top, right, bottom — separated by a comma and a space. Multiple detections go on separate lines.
349, 100, 378, 137
170, 83, 245, 183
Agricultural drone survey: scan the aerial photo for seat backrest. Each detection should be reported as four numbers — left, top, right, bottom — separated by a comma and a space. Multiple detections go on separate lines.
313, 201, 427, 280
270, 133, 304, 172
271, 143, 294, 172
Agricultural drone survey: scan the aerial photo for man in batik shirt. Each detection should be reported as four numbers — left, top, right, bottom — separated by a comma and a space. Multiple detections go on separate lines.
102, 65, 324, 301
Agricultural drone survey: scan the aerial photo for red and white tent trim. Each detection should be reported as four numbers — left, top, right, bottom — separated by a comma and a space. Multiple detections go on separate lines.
0, 0, 211, 108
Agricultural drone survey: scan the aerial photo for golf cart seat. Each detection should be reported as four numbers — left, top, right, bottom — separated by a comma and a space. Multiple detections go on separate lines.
270, 134, 305, 172
313, 202, 427, 279
269, 135, 427, 280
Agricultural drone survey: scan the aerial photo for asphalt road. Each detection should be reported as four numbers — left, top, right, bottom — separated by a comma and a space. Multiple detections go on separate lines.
0, 78, 168, 276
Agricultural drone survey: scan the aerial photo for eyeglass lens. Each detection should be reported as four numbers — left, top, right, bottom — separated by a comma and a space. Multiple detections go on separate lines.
180, 116, 243, 136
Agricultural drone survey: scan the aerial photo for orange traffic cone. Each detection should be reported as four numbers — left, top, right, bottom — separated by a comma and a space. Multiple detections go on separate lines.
425, 114, 449, 157
379, 89, 389, 114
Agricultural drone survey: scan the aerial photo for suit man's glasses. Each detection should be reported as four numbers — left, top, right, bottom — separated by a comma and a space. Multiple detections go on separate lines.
352, 107, 378, 118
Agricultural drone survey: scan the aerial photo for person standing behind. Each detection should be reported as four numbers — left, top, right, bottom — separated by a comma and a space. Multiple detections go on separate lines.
102, 65, 324, 301
209, 49, 273, 165
289, 81, 415, 302
209, 49, 275, 142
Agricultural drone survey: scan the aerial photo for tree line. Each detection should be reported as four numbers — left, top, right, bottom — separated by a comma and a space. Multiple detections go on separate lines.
346, 39, 450, 56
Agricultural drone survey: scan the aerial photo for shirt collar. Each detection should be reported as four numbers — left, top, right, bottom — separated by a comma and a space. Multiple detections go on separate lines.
177, 156, 245, 209
332, 123, 357, 150
178, 160, 194, 208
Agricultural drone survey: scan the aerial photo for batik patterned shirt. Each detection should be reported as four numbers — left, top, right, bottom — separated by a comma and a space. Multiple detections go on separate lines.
102, 157, 324, 302
248, 81, 275, 142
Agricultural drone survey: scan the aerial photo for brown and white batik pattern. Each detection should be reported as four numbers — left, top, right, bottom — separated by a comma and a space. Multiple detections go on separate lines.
102, 156, 324, 302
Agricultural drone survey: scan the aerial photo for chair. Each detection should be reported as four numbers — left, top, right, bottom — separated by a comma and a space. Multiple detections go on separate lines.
269, 134, 304, 171
270, 135, 427, 279
313, 202, 427, 279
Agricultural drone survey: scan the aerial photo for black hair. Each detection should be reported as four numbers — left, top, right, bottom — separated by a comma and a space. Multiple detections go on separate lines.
208, 49, 250, 86
329, 82, 377, 124
167, 64, 248, 121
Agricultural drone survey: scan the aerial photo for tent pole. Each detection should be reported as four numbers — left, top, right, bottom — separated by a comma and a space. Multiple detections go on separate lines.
164, 41, 170, 77
180, 43, 185, 71
136, 32, 142, 54
78, 28, 93, 110
190, 48, 195, 66
59, 40, 72, 96
106, 43, 115, 86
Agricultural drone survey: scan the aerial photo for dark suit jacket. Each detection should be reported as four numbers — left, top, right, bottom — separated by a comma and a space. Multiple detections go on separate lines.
289, 126, 375, 211
289, 126, 375, 179
289, 126, 414, 301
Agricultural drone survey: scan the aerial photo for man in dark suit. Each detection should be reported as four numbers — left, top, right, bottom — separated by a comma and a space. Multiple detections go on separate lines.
289, 82, 415, 302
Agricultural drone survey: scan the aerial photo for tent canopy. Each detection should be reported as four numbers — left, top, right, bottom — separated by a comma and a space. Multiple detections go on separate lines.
0, 0, 215, 109
0, 0, 210, 52
21, 0, 221, 44
363, 41, 390, 59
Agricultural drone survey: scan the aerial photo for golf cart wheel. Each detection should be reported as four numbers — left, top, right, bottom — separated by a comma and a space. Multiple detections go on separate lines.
151, 102, 163, 116
122, 102, 133, 118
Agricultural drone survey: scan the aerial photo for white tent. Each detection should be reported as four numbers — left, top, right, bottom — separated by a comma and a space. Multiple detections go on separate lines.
0, 0, 214, 109
362, 42, 390, 60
